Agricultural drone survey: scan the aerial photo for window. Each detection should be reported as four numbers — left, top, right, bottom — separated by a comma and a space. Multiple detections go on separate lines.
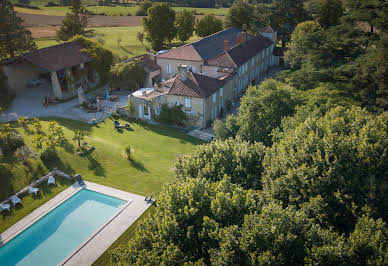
184, 98, 191, 108
212, 93, 216, 103
155, 107, 160, 115
220, 87, 223, 97
166, 64, 171, 74
192, 66, 196, 73
251, 57, 255, 66
144, 105, 149, 116
175, 100, 180, 106
262, 51, 265, 58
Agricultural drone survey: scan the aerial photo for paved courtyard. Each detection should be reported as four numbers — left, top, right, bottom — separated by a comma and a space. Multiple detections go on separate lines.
0, 86, 128, 123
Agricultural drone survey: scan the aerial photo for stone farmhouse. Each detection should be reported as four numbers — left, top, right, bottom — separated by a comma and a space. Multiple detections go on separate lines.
2, 41, 99, 100
129, 26, 280, 128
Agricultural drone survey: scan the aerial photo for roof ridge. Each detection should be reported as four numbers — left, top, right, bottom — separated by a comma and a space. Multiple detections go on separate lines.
190, 27, 238, 45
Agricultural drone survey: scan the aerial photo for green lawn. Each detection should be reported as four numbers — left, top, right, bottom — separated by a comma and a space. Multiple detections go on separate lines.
15, 5, 228, 16
1, 117, 202, 236
34, 26, 202, 58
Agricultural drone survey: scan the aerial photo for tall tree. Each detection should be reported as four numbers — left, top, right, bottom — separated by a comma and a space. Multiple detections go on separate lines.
175, 9, 195, 42
317, 0, 343, 28
0, 0, 36, 58
0, 66, 8, 95
194, 14, 223, 37
142, 3, 176, 50
224, 0, 255, 32
56, 0, 89, 41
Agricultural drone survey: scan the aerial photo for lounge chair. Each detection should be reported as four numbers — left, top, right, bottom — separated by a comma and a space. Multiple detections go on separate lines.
0, 203, 10, 213
11, 195, 21, 207
74, 174, 85, 186
48, 176, 55, 186
28, 187, 40, 195
114, 120, 129, 129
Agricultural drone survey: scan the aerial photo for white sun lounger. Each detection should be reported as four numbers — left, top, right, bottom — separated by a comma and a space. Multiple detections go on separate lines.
48, 176, 55, 186
0, 203, 11, 212
28, 187, 40, 195
11, 195, 21, 207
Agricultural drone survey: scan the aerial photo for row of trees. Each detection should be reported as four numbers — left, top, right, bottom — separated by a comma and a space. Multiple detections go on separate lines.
109, 0, 388, 264
143, 3, 223, 50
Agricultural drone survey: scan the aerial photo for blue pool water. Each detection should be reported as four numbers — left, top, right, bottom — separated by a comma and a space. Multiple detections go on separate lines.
0, 189, 126, 266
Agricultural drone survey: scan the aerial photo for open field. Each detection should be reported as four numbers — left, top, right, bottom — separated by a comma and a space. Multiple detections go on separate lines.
15, 5, 228, 17
34, 26, 202, 58
1, 117, 203, 234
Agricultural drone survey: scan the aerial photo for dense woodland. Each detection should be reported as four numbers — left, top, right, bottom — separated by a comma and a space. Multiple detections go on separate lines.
110, 0, 388, 264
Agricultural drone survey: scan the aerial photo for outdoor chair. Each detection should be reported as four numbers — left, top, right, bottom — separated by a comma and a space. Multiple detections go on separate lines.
11, 195, 22, 207
28, 187, 40, 196
0, 203, 11, 213
48, 176, 56, 186
114, 120, 130, 129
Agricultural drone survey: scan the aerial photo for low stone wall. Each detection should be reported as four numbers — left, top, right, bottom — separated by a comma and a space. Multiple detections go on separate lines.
1, 168, 74, 205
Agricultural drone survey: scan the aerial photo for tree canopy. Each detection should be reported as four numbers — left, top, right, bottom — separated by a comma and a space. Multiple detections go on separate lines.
194, 14, 223, 38
0, 0, 36, 58
175, 9, 196, 42
142, 3, 176, 50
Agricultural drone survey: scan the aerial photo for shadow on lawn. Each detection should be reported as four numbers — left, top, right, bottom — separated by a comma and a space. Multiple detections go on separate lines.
129, 158, 149, 172
86, 154, 106, 176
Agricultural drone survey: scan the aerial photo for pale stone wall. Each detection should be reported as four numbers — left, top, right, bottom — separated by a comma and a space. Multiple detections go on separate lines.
3, 62, 45, 93
156, 57, 203, 80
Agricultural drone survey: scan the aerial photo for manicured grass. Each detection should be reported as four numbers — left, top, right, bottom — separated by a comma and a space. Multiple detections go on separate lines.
15, 5, 228, 17
93, 206, 156, 266
34, 26, 202, 58
1, 117, 203, 234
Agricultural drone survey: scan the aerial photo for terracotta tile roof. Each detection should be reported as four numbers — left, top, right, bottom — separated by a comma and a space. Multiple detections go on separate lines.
157, 27, 245, 61
141, 55, 160, 72
157, 44, 202, 61
3, 41, 92, 72
168, 72, 225, 98
206, 52, 237, 68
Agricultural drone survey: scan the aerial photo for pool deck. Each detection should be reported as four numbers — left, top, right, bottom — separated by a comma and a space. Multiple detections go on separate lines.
0, 181, 153, 265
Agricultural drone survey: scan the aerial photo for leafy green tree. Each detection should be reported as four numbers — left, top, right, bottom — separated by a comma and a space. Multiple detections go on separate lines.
0, 66, 8, 95
224, 0, 254, 32
110, 59, 147, 91
212, 119, 229, 140
135, 0, 153, 16
284, 21, 323, 69
0, 0, 36, 58
194, 14, 223, 37
142, 3, 176, 50
263, 106, 388, 232
175, 138, 266, 189
175, 9, 195, 42
236, 80, 301, 145
317, 0, 344, 28
57, 0, 90, 41
269, 0, 311, 47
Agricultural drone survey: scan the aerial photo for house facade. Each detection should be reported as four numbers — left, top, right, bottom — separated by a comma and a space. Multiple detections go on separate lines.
126, 26, 279, 128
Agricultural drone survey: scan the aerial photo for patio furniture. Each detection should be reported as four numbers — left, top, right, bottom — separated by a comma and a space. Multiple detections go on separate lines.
28, 187, 40, 196
48, 176, 56, 186
110, 95, 119, 102
74, 174, 85, 186
0, 203, 11, 213
114, 120, 130, 129
11, 195, 22, 207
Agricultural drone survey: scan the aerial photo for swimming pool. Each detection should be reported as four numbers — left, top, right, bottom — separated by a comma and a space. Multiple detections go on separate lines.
0, 189, 127, 266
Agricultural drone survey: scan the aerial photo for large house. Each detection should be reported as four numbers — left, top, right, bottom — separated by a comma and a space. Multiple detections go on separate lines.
128, 26, 279, 128
2, 41, 98, 100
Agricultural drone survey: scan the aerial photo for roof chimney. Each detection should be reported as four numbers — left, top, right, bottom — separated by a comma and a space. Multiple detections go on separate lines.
178, 65, 188, 82
237, 33, 242, 45
149, 50, 155, 62
224, 40, 229, 51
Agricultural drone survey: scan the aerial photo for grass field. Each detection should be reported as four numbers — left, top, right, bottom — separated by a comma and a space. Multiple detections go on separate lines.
1, 117, 202, 236
34, 26, 202, 58
15, 5, 228, 16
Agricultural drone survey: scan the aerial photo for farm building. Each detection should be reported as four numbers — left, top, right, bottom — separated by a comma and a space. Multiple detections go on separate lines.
1, 41, 99, 100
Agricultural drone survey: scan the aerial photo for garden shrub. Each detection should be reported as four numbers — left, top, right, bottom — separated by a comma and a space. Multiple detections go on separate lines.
40, 147, 59, 163
0, 133, 24, 154
156, 103, 187, 125
110, 59, 147, 91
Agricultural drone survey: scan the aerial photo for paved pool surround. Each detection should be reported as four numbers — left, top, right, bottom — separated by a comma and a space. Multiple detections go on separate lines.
0, 181, 153, 265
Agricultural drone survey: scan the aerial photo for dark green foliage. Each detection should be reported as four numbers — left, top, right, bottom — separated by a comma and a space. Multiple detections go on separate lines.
236, 80, 300, 145
263, 106, 388, 231
40, 147, 59, 163
56, 0, 90, 41
175, 9, 195, 42
212, 119, 229, 140
142, 3, 176, 50
0, 66, 8, 96
175, 138, 266, 189
71, 36, 114, 82
224, 0, 255, 32
0, 0, 36, 58
194, 14, 223, 37
317, 0, 344, 28
0, 125, 24, 154
156, 103, 187, 125
110, 59, 147, 91
135, 0, 153, 16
